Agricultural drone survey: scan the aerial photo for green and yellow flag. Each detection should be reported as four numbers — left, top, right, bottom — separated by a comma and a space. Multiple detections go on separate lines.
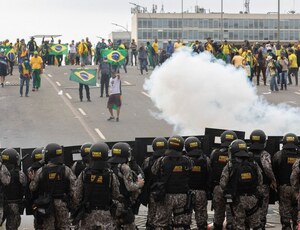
49, 43, 68, 55
70, 68, 97, 86
101, 49, 127, 65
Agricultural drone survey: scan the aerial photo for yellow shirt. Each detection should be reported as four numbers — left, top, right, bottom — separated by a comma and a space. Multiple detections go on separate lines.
232, 55, 244, 68
221, 44, 231, 55
30, 56, 43, 70
78, 42, 88, 56
152, 42, 158, 54
174, 42, 182, 49
289, 53, 298, 68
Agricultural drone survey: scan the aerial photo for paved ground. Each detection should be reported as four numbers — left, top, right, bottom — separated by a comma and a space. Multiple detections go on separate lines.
1, 64, 300, 229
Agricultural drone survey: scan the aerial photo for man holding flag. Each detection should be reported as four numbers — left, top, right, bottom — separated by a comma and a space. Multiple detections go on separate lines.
69, 63, 97, 102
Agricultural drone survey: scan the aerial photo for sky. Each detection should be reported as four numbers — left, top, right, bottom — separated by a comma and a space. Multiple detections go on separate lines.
0, 0, 298, 45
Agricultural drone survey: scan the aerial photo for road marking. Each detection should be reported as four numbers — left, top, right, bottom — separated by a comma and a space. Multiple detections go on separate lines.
56, 81, 61, 87
295, 92, 300, 95
78, 108, 87, 116
95, 128, 106, 140
263, 92, 271, 95
287, 101, 297, 105
124, 81, 131, 85
141, 91, 151, 98
65, 93, 72, 100
47, 74, 52, 78
45, 76, 99, 142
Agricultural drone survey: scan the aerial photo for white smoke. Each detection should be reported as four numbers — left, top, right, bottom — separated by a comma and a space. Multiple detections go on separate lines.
144, 49, 300, 136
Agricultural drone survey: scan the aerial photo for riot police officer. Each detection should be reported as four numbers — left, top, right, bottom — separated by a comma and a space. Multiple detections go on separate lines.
152, 135, 192, 229
142, 137, 167, 230
108, 142, 144, 230
26, 147, 45, 229
185, 136, 211, 230
220, 139, 263, 230
210, 130, 237, 230
29, 143, 76, 230
1, 148, 26, 230
71, 143, 92, 177
273, 133, 300, 229
74, 142, 121, 229
248, 129, 277, 229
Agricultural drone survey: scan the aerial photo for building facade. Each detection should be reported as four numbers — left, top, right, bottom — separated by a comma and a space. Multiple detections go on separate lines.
131, 12, 300, 47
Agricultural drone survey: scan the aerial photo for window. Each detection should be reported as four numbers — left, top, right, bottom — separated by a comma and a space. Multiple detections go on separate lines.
199, 20, 203, 28
152, 19, 158, 28
193, 19, 199, 27
249, 20, 253, 29
238, 20, 243, 28
229, 19, 234, 29
229, 32, 234, 40
142, 20, 147, 28
254, 30, 258, 40
214, 20, 219, 28
239, 30, 244, 39
234, 19, 239, 28
157, 19, 163, 28
138, 30, 142, 39
244, 20, 249, 29
209, 19, 213, 28
173, 19, 178, 28
224, 19, 228, 29
143, 31, 147, 39
254, 20, 258, 29
168, 20, 173, 28
138, 20, 143, 28
203, 19, 208, 28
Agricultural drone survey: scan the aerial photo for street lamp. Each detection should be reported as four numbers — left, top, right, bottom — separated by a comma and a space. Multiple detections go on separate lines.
221, 0, 224, 41
181, 0, 183, 40
277, 0, 280, 43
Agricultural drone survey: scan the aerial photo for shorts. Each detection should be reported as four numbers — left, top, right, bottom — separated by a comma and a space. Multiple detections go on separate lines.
0, 69, 7, 77
107, 94, 121, 109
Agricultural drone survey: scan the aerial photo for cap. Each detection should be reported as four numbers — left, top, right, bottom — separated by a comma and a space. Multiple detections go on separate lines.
34, 51, 38, 55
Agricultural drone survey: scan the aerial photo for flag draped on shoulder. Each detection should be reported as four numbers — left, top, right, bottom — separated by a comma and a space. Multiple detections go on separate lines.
70, 68, 97, 86
49, 43, 68, 55
101, 49, 127, 65
6, 48, 16, 62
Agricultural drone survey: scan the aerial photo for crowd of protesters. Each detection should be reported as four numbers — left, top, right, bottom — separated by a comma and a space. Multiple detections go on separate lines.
1, 36, 299, 94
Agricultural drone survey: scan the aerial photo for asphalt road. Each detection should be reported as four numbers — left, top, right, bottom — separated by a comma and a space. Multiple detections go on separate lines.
1, 63, 300, 229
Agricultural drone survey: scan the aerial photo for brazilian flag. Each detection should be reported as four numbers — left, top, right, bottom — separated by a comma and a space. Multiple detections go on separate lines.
69, 68, 97, 86
49, 44, 68, 55
101, 49, 127, 65
6, 48, 16, 62
0, 45, 11, 55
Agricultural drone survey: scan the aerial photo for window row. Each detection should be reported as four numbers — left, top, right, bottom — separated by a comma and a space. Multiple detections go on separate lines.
137, 29, 300, 41
138, 18, 300, 30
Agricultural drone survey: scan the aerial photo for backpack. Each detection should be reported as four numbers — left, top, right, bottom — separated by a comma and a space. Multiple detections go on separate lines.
273, 60, 282, 73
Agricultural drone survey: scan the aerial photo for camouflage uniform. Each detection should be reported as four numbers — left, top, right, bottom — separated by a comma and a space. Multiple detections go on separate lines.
151, 153, 192, 229
142, 149, 165, 229
210, 148, 233, 229
30, 162, 76, 230
4, 170, 27, 230
220, 159, 263, 230
74, 169, 121, 229
273, 149, 299, 229
0, 163, 11, 226
251, 150, 276, 228
112, 163, 142, 230
186, 150, 211, 229
290, 159, 300, 223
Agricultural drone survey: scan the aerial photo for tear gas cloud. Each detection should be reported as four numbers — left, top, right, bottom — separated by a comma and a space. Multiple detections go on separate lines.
144, 49, 300, 136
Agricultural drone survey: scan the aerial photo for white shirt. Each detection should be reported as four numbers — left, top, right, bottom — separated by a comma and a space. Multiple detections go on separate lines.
69, 44, 76, 54
109, 76, 121, 95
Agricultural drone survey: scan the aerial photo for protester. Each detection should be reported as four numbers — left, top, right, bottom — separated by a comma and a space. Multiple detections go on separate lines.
231, 51, 244, 68
130, 39, 138, 66
267, 55, 279, 92
278, 51, 289, 90
19, 57, 32, 97
98, 56, 111, 97
107, 70, 122, 122
79, 63, 91, 102
69, 40, 77, 65
0, 49, 9, 87
138, 43, 148, 75
288, 49, 298, 86
30, 51, 43, 91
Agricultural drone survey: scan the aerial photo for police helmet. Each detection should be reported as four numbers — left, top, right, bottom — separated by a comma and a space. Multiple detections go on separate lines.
184, 136, 201, 152
167, 135, 184, 151
220, 130, 238, 147
1, 148, 20, 166
80, 143, 92, 158
31, 147, 44, 162
108, 142, 132, 164
89, 142, 109, 161
43, 143, 63, 164
249, 129, 266, 150
152, 137, 167, 152
282, 133, 299, 150
229, 139, 249, 158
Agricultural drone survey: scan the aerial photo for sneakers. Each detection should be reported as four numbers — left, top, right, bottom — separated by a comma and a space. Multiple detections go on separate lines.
87, 99, 91, 102
116, 117, 119, 122
107, 116, 115, 121
32, 88, 35, 92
